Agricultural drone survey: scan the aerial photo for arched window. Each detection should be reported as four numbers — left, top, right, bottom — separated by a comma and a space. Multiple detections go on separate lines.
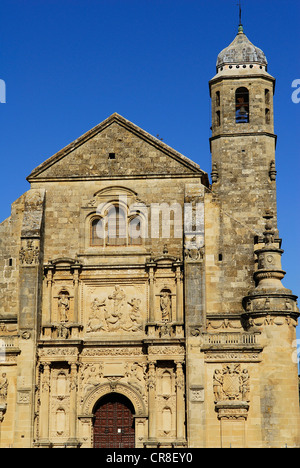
235, 87, 249, 123
91, 217, 103, 246
107, 205, 126, 246
89, 202, 146, 248
129, 215, 143, 245
265, 89, 270, 105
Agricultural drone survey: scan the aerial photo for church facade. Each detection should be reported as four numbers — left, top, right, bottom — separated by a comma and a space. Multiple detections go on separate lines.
0, 25, 299, 448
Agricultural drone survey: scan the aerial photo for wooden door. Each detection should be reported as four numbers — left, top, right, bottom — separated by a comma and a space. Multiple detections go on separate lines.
93, 394, 135, 448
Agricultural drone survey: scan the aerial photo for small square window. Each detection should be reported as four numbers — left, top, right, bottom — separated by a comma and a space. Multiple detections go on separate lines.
108, 153, 116, 160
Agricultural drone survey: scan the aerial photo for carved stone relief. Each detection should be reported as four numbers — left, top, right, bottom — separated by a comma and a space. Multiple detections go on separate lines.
84, 284, 145, 334
213, 364, 250, 403
0, 372, 9, 407
19, 239, 40, 265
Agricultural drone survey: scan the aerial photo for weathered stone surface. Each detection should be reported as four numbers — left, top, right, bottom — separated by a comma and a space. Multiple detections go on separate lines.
0, 26, 299, 449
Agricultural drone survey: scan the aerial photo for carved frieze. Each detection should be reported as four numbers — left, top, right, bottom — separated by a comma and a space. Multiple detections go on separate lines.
148, 345, 185, 357
81, 347, 143, 357
205, 352, 261, 363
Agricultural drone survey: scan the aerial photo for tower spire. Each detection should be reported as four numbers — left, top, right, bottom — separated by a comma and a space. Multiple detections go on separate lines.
237, 0, 244, 33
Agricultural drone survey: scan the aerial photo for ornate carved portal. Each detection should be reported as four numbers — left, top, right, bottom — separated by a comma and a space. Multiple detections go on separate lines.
93, 394, 135, 449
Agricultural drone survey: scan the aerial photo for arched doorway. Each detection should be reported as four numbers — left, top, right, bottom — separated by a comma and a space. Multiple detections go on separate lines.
93, 393, 135, 448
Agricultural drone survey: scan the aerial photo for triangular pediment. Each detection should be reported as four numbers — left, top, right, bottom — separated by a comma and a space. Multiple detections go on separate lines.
27, 113, 208, 184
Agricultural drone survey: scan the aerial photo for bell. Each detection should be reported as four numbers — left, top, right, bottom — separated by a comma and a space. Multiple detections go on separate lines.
236, 105, 249, 123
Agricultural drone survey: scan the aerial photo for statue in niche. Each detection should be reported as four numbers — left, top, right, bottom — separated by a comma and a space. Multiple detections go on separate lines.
58, 292, 70, 323
106, 285, 126, 331
160, 290, 171, 322
86, 298, 106, 333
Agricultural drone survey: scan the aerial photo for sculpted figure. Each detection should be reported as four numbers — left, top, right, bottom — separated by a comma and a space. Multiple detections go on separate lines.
0, 373, 8, 402
86, 298, 106, 333
160, 291, 171, 322
58, 293, 70, 323
213, 369, 223, 402
126, 298, 143, 332
106, 286, 126, 331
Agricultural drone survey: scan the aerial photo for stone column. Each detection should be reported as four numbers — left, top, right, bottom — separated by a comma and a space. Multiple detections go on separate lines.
68, 362, 78, 443
72, 264, 81, 324
175, 361, 185, 441
40, 363, 50, 443
46, 263, 55, 324
175, 262, 183, 323
147, 362, 157, 441
147, 261, 156, 323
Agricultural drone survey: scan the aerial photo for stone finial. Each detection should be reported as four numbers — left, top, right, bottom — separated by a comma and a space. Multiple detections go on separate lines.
211, 163, 219, 183
263, 221, 275, 245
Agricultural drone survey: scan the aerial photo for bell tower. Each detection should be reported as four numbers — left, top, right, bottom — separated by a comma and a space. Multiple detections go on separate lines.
208, 24, 279, 315
209, 24, 277, 229
207, 23, 300, 447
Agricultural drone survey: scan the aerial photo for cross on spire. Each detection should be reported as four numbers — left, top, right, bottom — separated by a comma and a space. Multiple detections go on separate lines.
237, 0, 244, 33
238, 0, 242, 25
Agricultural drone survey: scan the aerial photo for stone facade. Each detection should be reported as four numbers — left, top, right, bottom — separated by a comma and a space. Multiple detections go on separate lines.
0, 26, 299, 448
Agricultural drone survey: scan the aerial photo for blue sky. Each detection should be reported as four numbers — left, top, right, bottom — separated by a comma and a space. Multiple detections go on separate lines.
0, 0, 299, 341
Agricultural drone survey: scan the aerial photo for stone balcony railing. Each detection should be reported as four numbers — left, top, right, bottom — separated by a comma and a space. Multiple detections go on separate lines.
203, 332, 259, 346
